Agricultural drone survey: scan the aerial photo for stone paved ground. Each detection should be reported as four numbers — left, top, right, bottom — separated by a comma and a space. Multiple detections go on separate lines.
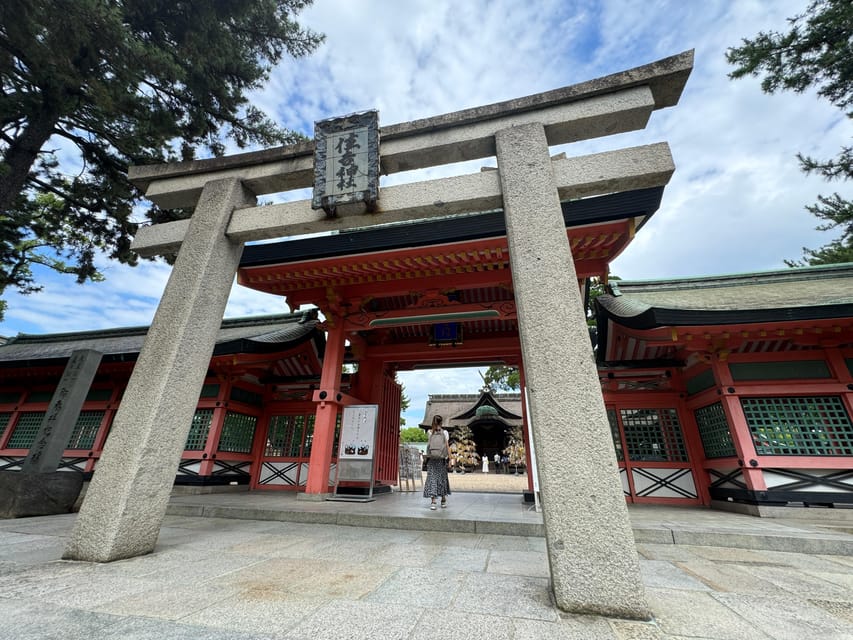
1, 511, 852, 639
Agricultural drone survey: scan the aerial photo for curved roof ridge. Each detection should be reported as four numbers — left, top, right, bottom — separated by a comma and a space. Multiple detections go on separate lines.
611, 262, 853, 295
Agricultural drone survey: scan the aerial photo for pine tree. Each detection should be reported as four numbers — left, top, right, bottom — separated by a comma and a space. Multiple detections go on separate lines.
0, 0, 322, 317
726, 0, 853, 265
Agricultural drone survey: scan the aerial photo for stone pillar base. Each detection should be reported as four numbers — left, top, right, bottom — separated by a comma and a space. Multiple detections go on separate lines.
0, 471, 84, 519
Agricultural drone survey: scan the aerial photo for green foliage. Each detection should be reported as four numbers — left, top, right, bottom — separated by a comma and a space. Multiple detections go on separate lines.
399, 427, 427, 443
396, 378, 410, 426
586, 275, 618, 325
0, 0, 323, 317
482, 365, 520, 391
726, 0, 853, 265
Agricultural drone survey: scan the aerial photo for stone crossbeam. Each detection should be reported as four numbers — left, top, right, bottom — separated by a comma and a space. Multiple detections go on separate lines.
129, 50, 692, 210
132, 142, 674, 256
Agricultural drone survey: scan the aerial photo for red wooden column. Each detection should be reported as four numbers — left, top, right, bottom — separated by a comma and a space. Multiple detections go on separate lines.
710, 356, 767, 492
345, 357, 401, 485
84, 385, 122, 474
826, 348, 853, 419
351, 357, 381, 404
199, 381, 230, 477
677, 395, 713, 506
304, 318, 346, 495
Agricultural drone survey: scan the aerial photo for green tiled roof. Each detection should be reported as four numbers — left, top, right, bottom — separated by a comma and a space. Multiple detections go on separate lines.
596, 263, 853, 330
0, 311, 320, 363
609, 262, 853, 310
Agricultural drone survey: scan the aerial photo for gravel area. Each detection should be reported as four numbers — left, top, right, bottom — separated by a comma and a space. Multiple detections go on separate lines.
430, 470, 530, 493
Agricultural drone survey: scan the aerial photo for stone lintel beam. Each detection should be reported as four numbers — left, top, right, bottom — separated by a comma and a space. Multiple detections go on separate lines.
129, 49, 692, 209
132, 142, 674, 257
136, 85, 654, 210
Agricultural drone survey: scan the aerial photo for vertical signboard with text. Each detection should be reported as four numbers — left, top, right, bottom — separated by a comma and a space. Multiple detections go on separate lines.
331, 404, 379, 500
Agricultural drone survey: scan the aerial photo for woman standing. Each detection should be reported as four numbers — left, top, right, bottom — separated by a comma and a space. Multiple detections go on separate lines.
423, 415, 451, 510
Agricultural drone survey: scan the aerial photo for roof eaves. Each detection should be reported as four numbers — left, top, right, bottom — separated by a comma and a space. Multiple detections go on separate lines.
614, 262, 853, 295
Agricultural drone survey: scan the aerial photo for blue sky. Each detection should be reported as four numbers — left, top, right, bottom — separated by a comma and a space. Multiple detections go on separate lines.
2, 1, 851, 427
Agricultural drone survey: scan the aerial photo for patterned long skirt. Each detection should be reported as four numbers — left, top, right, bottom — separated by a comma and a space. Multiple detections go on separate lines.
423, 457, 451, 499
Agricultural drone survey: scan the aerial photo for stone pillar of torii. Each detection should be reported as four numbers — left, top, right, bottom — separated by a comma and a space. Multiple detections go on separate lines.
64, 51, 693, 619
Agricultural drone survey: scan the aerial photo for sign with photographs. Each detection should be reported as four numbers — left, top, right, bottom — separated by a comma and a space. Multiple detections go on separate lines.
338, 404, 379, 461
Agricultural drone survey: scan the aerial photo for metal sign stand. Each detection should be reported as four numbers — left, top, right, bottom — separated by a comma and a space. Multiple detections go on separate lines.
327, 404, 379, 502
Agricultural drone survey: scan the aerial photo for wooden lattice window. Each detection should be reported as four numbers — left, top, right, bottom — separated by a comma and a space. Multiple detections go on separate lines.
0, 412, 11, 444
694, 402, 736, 459
741, 396, 853, 456
265, 415, 308, 457
218, 412, 258, 454
620, 408, 688, 462
6, 412, 46, 449
66, 410, 105, 450
606, 409, 624, 461
184, 409, 214, 451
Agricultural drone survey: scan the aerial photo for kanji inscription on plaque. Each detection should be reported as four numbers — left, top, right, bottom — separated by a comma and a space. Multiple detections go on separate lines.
312, 110, 379, 215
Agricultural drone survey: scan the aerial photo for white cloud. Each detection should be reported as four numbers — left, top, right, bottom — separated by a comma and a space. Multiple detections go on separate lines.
3, 0, 850, 408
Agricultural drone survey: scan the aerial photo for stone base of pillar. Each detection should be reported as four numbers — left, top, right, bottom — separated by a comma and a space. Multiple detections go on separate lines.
0, 471, 84, 519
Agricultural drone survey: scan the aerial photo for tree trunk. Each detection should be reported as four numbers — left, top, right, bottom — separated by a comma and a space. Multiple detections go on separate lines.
0, 106, 60, 213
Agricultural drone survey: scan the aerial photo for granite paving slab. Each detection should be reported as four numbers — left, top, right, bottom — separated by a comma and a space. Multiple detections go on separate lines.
179, 592, 322, 639
364, 566, 466, 608
428, 546, 489, 572
93, 582, 239, 620
645, 587, 774, 639
638, 559, 711, 591
673, 560, 794, 596
408, 609, 514, 640
451, 572, 557, 621
713, 592, 853, 640
0, 597, 125, 639
486, 549, 550, 578
2, 502, 853, 639
285, 599, 419, 640
807, 598, 853, 625
520, 615, 617, 639
221, 556, 395, 600
98, 615, 275, 640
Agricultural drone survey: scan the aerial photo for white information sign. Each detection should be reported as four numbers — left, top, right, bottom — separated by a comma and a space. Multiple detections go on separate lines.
339, 404, 378, 461
329, 404, 380, 502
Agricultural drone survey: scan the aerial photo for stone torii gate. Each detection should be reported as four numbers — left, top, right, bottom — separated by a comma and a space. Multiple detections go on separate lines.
64, 51, 693, 619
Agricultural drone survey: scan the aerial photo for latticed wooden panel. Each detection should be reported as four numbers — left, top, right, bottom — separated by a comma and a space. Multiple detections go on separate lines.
741, 396, 853, 456
184, 409, 214, 450
0, 412, 10, 441
218, 412, 258, 454
6, 412, 46, 448
606, 408, 624, 461
264, 414, 314, 458
620, 408, 688, 462
66, 410, 105, 450
694, 402, 737, 459
265, 415, 309, 457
